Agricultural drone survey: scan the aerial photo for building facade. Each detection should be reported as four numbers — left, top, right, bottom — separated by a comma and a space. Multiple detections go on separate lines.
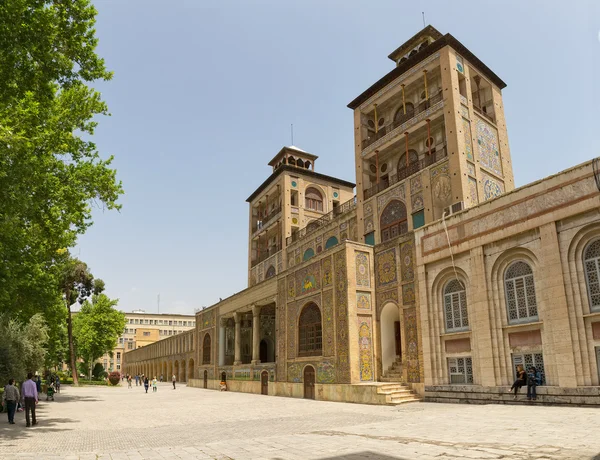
123, 26, 600, 405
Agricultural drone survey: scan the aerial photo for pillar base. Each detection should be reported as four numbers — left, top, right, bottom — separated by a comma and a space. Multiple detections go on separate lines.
233, 361, 242, 366
251, 360, 261, 365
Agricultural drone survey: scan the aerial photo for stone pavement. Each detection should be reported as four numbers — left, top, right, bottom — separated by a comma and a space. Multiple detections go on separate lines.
0, 383, 598, 460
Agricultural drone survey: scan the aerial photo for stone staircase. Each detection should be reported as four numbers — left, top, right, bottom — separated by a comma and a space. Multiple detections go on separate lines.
380, 358, 403, 382
376, 383, 421, 405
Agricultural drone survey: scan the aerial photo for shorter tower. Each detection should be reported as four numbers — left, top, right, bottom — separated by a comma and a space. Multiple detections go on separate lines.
246, 146, 355, 286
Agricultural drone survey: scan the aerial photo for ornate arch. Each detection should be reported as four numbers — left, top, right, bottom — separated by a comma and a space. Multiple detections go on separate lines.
297, 302, 322, 357
265, 265, 276, 279
379, 199, 408, 242
202, 332, 211, 364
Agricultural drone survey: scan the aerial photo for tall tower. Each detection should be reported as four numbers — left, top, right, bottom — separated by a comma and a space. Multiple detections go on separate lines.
348, 25, 513, 245
246, 146, 354, 286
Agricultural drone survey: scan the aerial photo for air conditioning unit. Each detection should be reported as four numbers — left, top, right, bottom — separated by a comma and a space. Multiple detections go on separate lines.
443, 201, 465, 218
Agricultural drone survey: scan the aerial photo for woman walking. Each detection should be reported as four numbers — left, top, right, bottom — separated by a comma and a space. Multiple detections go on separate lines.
144, 376, 149, 393
152, 377, 157, 393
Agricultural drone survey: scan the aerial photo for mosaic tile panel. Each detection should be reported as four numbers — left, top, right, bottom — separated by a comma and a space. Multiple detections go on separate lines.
355, 251, 370, 287
460, 105, 469, 119
287, 275, 295, 299
400, 240, 415, 282
410, 175, 422, 194
295, 261, 321, 296
377, 182, 405, 211
404, 307, 421, 383
466, 162, 476, 176
287, 363, 302, 383
277, 252, 283, 273
476, 115, 502, 176
431, 160, 452, 206
462, 117, 473, 161
358, 317, 374, 382
430, 159, 449, 180
334, 250, 350, 383
286, 301, 297, 359
468, 176, 479, 205
356, 292, 371, 311
317, 360, 336, 384
257, 263, 264, 283
277, 278, 286, 380
482, 172, 505, 201
287, 250, 295, 268
402, 283, 416, 305
364, 200, 374, 217
364, 215, 374, 233
376, 247, 397, 287
411, 191, 424, 211
322, 289, 335, 357
377, 287, 399, 319
322, 256, 333, 287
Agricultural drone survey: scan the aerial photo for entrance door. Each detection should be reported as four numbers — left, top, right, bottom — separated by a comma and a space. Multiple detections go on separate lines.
394, 321, 402, 359
203, 370, 208, 389
261, 371, 269, 395
260, 340, 268, 363
303, 366, 315, 400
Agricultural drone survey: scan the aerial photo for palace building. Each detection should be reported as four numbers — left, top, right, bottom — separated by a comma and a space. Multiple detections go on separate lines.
123, 26, 600, 405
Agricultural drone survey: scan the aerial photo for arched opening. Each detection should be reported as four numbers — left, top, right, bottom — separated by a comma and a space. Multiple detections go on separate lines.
398, 150, 419, 170
288, 156, 296, 166
203, 333, 211, 364
181, 360, 186, 382
409, 49, 418, 58
305, 187, 323, 212
325, 236, 338, 249
584, 239, 600, 312
444, 279, 469, 332
303, 365, 316, 400
203, 370, 208, 389
504, 260, 538, 324
298, 303, 322, 357
394, 102, 414, 123
303, 248, 315, 261
380, 303, 401, 375
188, 359, 194, 380
297, 159, 305, 168
380, 199, 407, 242
265, 265, 276, 279
261, 370, 269, 395
260, 339, 268, 363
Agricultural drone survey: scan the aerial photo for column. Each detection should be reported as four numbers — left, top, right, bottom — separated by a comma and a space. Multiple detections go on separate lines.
219, 317, 227, 366
233, 312, 242, 365
251, 304, 261, 364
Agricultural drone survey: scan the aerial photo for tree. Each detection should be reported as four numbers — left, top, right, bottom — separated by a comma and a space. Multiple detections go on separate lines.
73, 294, 126, 381
0, 0, 123, 318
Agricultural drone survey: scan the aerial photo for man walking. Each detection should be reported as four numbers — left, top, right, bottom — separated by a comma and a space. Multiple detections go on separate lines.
172, 374, 176, 390
21, 373, 38, 427
135, 374, 139, 386
2, 379, 20, 424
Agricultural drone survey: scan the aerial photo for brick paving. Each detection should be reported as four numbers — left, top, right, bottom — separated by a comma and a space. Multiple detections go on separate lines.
0, 383, 598, 459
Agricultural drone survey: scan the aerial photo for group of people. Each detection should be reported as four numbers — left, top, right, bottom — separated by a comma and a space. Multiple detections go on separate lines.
128, 373, 178, 392
510, 365, 542, 400
2, 373, 41, 427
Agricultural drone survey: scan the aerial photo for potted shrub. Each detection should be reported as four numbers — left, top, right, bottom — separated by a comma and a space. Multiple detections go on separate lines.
108, 371, 121, 386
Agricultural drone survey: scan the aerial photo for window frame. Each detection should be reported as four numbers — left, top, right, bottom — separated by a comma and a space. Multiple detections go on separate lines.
512, 352, 546, 385
584, 240, 600, 312
443, 279, 469, 332
305, 187, 324, 212
447, 357, 473, 384
504, 260, 539, 325
298, 303, 323, 357
202, 333, 211, 364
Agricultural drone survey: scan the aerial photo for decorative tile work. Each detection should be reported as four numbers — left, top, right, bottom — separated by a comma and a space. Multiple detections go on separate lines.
462, 117, 473, 161
364, 200, 373, 217
287, 363, 302, 383
404, 308, 421, 383
277, 252, 283, 273
287, 275, 295, 299
275, 276, 293, 380
460, 104, 469, 119
377, 182, 406, 211
358, 318, 374, 381
287, 251, 295, 268
322, 289, 334, 357
201, 310, 216, 330
468, 176, 479, 205
400, 240, 415, 282
286, 301, 297, 359
364, 215, 374, 233
340, 222, 348, 231
410, 175, 422, 194
257, 263, 264, 283
356, 292, 371, 311
430, 160, 452, 207
317, 360, 336, 384
466, 162, 476, 176
355, 251, 371, 287
376, 247, 397, 287
334, 250, 350, 383
456, 55, 464, 74
482, 172, 505, 201
322, 256, 333, 287
430, 160, 449, 180
402, 283, 416, 305
295, 261, 321, 296
476, 115, 502, 176
411, 191, 424, 211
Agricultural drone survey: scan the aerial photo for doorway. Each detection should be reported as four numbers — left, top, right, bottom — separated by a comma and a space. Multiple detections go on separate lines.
380, 303, 400, 374
303, 365, 315, 400
260, 340, 268, 363
261, 371, 269, 395
203, 370, 208, 389
394, 321, 402, 359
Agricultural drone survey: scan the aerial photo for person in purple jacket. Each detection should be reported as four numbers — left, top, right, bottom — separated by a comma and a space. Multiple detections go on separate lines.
21, 373, 38, 427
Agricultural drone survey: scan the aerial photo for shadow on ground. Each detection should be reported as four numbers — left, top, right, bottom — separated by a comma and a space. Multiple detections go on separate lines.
273, 453, 405, 460
0, 403, 77, 444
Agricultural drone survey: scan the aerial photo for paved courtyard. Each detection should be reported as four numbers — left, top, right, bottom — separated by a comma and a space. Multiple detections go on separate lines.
0, 383, 598, 460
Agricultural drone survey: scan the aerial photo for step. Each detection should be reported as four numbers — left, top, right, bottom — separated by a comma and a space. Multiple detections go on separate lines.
388, 395, 421, 405
377, 384, 409, 393
380, 376, 405, 382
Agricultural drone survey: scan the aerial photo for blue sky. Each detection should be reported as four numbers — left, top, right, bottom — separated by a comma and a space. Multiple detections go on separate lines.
77, 0, 599, 314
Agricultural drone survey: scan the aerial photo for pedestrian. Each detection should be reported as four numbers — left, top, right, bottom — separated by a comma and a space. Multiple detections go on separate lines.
510, 365, 526, 399
527, 366, 541, 401
21, 372, 38, 427
172, 374, 176, 390
55, 375, 61, 394
127, 375, 132, 389
144, 376, 149, 393
2, 379, 20, 425
135, 374, 139, 386
152, 377, 157, 393
160, 374, 163, 382
36, 375, 42, 394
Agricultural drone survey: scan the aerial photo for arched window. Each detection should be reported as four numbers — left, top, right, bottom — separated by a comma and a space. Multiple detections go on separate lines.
202, 333, 211, 364
305, 187, 323, 212
303, 248, 315, 261
325, 236, 338, 249
504, 261, 538, 324
298, 303, 322, 357
394, 102, 414, 123
398, 150, 419, 170
380, 200, 407, 242
584, 239, 600, 312
444, 279, 469, 332
265, 265, 276, 279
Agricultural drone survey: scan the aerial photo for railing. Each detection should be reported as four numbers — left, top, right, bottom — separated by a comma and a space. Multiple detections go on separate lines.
472, 102, 495, 123
363, 146, 447, 200
286, 196, 357, 245
252, 205, 282, 233
361, 90, 444, 150
251, 245, 281, 267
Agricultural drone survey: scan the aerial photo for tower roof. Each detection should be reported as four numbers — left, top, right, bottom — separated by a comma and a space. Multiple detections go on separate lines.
268, 145, 318, 167
387, 25, 444, 63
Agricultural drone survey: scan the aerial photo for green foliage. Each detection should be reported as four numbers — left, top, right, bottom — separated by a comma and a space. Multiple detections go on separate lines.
0, 313, 49, 384
108, 371, 120, 386
92, 363, 106, 380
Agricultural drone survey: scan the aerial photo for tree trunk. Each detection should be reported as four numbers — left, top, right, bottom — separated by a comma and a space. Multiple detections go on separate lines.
89, 354, 93, 381
67, 292, 79, 386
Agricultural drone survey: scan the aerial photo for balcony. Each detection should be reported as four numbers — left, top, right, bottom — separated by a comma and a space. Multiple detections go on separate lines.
251, 245, 281, 267
363, 146, 447, 200
286, 196, 357, 245
361, 90, 444, 151
472, 101, 495, 124
251, 205, 282, 234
